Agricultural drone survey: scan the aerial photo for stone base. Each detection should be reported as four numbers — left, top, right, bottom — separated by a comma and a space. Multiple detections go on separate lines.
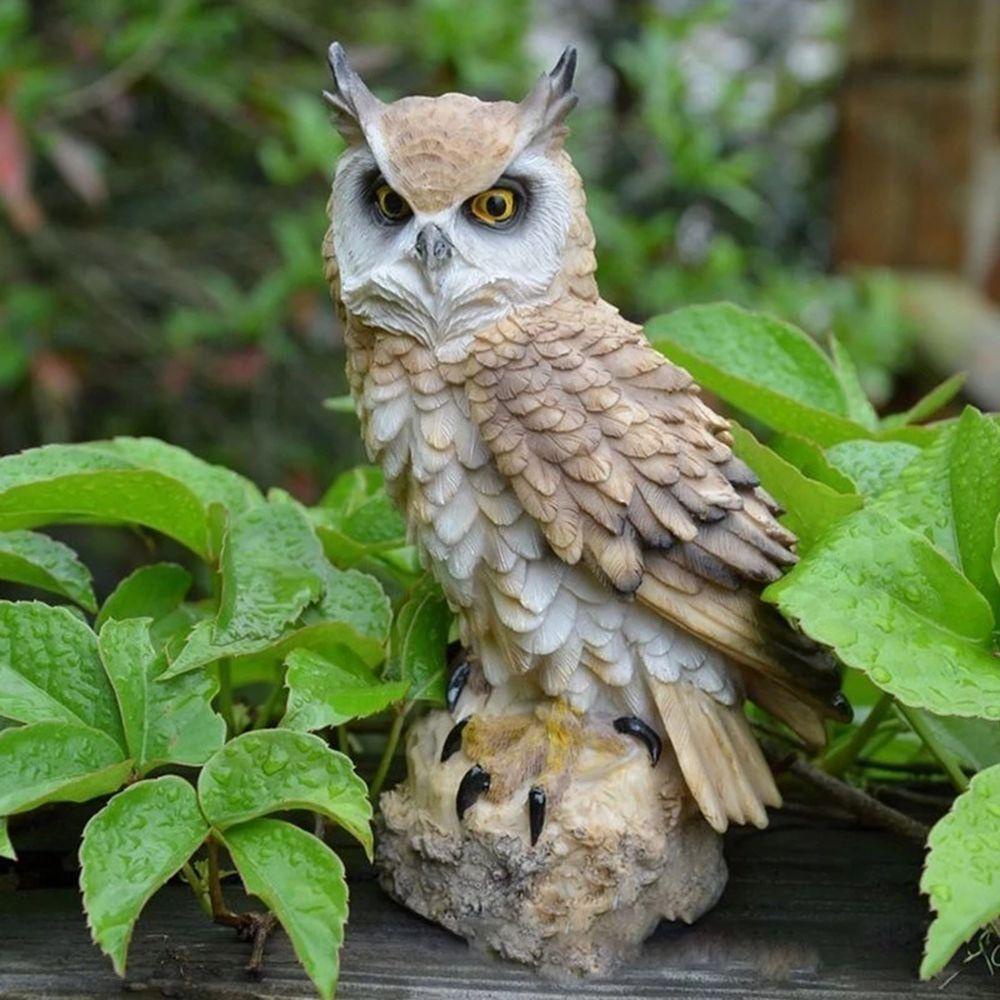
377, 710, 727, 978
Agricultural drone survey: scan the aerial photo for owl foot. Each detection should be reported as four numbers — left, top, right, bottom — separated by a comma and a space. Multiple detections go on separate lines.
440, 701, 659, 845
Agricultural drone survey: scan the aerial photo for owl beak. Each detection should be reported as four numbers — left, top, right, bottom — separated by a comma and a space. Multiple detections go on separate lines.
414, 223, 454, 274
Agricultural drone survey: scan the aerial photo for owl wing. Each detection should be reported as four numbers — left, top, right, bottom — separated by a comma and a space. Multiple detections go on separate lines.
466, 297, 846, 828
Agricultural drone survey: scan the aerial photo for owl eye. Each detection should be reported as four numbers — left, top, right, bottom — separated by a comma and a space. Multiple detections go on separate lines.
374, 183, 411, 222
468, 187, 518, 226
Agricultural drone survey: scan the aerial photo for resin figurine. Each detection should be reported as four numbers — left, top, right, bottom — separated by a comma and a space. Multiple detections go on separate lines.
322, 43, 847, 975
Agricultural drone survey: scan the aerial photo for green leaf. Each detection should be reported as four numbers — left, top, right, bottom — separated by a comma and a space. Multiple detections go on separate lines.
647, 303, 870, 445
312, 467, 406, 566
766, 508, 1000, 718
994, 513, 1000, 593
0, 721, 130, 814
388, 574, 452, 707
910, 711, 1000, 773
0, 601, 124, 746
949, 408, 1000, 619
730, 425, 861, 552
867, 426, 958, 558
825, 439, 922, 497
281, 648, 409, 732
80, 776, 209, 976
0, 444, 214, 559
99, 619, 224, 773
860, 409, 1000, 618
828, 337, 879, 430
883, 373, 966, 430
769, 434, 857, 494
96, 563, 192, 630
309, 565, 391, 646
0, 817, 15, 861
220, 819, 347, 1000
318, 466, 384, 513
198, 729, 372, 857
920, 764, 1000, 979
0, 530, 96, 610
215, 500, 326, 645
322, 394, 356, 413
92, 438, 262, 517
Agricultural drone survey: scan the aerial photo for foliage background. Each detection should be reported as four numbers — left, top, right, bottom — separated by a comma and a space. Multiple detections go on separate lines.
1, 0, 917, 528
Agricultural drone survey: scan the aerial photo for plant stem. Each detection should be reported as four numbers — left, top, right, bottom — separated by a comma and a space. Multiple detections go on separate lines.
217, 660, 236, 736
207, 836, 240, 928
895, 703, 970, 793
336, 724, 350, 755
181, 860, 212, 918
819, 692, 893, 777
368, 707, 406, 802
786, 756, 930, 844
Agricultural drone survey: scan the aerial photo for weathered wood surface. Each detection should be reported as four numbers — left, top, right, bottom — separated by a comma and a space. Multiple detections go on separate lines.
0, 814, 993, 999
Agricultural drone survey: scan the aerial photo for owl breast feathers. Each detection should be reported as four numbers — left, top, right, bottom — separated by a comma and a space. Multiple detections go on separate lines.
323, 43, 848, 832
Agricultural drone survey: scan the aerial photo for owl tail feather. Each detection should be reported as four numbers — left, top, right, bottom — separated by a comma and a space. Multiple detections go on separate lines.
648, 678, 781, 834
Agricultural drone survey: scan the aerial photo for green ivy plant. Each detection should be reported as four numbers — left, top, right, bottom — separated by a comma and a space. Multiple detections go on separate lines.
1, 303, 998, 992
0, 438, 451, 999
649, 303, 1000, 980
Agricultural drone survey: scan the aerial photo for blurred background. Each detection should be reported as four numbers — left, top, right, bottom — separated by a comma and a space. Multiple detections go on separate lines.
2, 0, 999, 503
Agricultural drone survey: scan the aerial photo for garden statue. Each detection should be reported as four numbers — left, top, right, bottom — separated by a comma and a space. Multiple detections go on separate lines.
322, 43, 848, 976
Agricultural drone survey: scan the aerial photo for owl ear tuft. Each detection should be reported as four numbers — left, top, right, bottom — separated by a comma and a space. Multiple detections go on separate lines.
518, 45, 579, 150
324, 42, 383, 143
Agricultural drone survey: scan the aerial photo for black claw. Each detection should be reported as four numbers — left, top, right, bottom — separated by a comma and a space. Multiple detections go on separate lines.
528, 786, 546, 846
456, 765, 491, 821
831, 692, 853, 723
440, 718, 469, 763
613, 716, 662, 767
446, 659, 471, 714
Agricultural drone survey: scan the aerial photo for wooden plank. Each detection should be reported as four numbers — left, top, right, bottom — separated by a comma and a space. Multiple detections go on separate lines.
0, 815, 994, 998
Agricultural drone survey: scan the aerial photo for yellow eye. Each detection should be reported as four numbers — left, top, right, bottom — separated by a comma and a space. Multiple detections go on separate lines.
469, 187, 518, 225
374, 183, 411, 221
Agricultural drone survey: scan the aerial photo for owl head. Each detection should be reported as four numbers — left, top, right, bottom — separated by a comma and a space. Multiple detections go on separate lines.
325, 43, 595, 353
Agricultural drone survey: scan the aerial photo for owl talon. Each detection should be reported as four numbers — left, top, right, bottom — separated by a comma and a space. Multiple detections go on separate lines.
440, 717, 469, 762
446, 657, 471, 714
456, 764, 491, 820
613, 716, 662, 766
527, 786, 546, 846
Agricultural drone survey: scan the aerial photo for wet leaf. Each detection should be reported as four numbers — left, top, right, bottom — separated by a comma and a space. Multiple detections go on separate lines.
99, 619, 224, 773
387, 574, 452, 707
766, 508, 1000, 718
0, 721, 130, 814
949, 408, 1000, 620
920, 764, 1000, 979
768, 434, 857, 494
825, 439, 922, 497
221, 819, 347, 1000
0, 444, 213, 559
731, 425, 861, 551
96, 563, 192, 630
80, 776, 208, 976
0, 601, 124, 746
215, 499, 326, 645
0, 529, 96, 611
198, 729, 372, 857
647, 303, 870, 445
281, 648, 408, 732
308, 565, 391, 646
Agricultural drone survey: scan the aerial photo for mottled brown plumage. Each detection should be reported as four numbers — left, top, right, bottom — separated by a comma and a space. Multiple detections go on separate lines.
323, 44, 844, 833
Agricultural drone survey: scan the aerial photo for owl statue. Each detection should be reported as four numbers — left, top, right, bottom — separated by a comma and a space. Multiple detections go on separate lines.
322, 44, 847, 849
